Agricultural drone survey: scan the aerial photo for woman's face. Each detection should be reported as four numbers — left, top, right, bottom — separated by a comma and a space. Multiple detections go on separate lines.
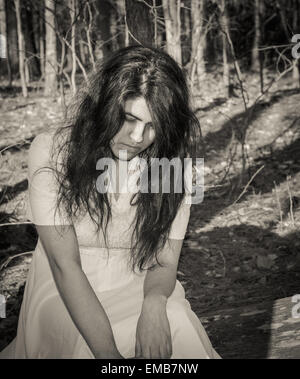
110, 97, 155, 161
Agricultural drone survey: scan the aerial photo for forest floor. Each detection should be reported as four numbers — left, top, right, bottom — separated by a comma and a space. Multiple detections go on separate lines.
0, 72, 300, 357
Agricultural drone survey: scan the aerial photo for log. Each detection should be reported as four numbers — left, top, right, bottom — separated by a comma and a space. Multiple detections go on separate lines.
199, 296, 300, 359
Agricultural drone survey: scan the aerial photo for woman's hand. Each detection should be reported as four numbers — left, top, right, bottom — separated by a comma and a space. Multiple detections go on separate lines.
135, 294, 172, 359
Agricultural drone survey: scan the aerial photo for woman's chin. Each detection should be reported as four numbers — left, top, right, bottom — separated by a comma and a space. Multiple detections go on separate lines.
112, 148, 139, 161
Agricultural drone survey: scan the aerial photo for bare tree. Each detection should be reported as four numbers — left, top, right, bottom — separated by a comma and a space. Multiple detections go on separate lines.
92, 0, 113, 60
116, 0, 129, 47
69, 0, 77, 94
162, 0, 182, 65
39, 0, 45, 78
292, 0, 300, 88
219, 0, 230, 98
251, 0, 261, 71
0, 0, 12, 85
77, 3, 87, 66
190, 0, 207, 91
14, 0, 27, 97
110, 4, 119, 50
44, 0, 57, 96
125, 0, 154, 46
83, 0, 96, 70
276, 0, 290, 40
251, 0, 265, 92
23, 0, 40, 80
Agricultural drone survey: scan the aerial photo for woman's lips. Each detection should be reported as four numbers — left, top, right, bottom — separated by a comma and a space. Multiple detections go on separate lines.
120, 143, 139, 151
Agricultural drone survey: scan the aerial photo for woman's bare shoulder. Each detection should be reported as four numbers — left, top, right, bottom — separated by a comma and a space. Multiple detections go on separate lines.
29, 129, 68, 161
29, 131, 56, 150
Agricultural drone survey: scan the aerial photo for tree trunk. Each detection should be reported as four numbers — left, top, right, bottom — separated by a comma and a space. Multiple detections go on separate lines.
0, 0, 6, 58
162, 0, 182, 65
181, 0, 190, 64
78, 39, 86, 66
292, 0, 300, 88
5, 0, 18, 75
251, 0, 261, 71
0, 0, 12, 85
190, 0, 206, 91
30, 3, 43, 80
14, 0, 27, 97
23, 0, 40, 80
125, 0, 154, 46
93, 0, 112, 60
39, 1, 45, 79
58, 36, 67, 113
116, 0, 128, 47
110, 6, 119, 51
153, 0, 159, 47
69, 0, 77, 94
276, 0, 290, 41
77, 4, 86, 66
83, 0, 95, 70
201, 296, 300, 359
44, 0, 57, 97
220, 0, 230, 98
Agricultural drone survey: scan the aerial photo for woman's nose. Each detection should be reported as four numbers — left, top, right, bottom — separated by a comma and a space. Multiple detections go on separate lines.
129, 123, 144, 144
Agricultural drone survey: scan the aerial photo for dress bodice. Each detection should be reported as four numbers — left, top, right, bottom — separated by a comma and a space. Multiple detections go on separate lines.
71, 193, 138, 250
26, 132, 192, 255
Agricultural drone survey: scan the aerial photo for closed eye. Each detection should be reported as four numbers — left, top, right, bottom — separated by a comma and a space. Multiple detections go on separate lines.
125, 115, 153, 129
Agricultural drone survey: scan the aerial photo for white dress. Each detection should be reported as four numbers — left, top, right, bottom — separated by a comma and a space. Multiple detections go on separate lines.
0, 133, 220, 359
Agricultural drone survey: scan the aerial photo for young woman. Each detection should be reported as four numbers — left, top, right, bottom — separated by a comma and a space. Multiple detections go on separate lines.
0, 46, 220, 359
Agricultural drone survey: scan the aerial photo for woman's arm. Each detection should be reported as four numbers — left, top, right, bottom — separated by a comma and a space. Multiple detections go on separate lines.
37, 224, 123, 359
135, 238, 183, 359
143, 238, 183, 300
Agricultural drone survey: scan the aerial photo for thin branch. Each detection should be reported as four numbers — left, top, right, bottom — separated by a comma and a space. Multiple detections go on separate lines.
233, 165, 265, 204
124, 13, 143, 45
0, 222, 33, 228
0, 251, 33, 272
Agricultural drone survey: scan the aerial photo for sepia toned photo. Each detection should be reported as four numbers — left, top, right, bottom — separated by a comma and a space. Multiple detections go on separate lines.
0, 0, 300, 362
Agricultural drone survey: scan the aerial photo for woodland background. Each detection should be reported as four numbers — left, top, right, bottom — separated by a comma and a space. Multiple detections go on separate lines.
1, 0, 300, 99
0, 0, 300, 358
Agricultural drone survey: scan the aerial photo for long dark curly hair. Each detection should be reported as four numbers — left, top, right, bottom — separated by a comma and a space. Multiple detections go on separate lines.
51, 45, 201, 272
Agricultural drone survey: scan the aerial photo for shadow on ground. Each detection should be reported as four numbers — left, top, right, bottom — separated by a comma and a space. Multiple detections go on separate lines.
181, 222, 300, 358
192, 134, 300, 228
201, 88, 300, 155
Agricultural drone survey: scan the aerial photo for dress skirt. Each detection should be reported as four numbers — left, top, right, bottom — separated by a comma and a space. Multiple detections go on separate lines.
0, 239, 221, 359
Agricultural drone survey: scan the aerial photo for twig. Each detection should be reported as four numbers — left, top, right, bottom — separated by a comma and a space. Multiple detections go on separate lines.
84, 1, 96, 72
220, 133, 239, 184
223, 27, 248, 111
124, 14, 143, 45
0, 139, 31, 155
274, 181, 283, 231
233, 165, 265, 204
286, 175, 295, 228
0, 252, 33, 272
253, 63, 295, 106
265, 117, 300, 149
217, 249, 226, 277
0, 222, 33, 227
